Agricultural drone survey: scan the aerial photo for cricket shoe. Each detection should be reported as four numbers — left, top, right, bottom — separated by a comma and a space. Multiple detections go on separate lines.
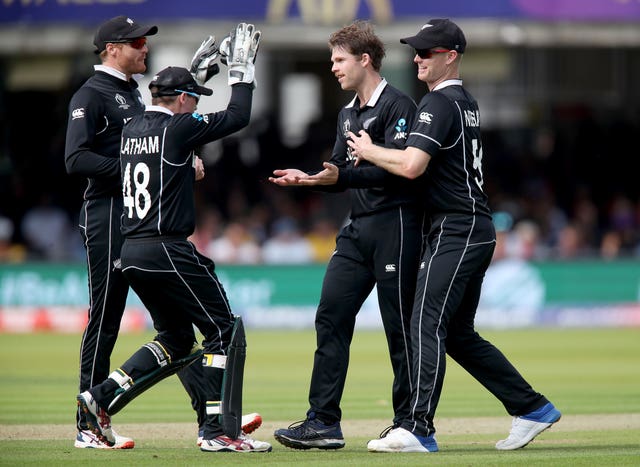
197, 412, 263, 446
495, 402, 561, 450
200, 433, 272, 452
273, 413, 344, 450
74, 428, 135, 449
367, 427, 438, 453
76, 391, 115, 446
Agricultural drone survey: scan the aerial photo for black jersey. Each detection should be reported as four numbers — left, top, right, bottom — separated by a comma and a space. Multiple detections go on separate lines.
65, 68, 146, 199
405, 79, 491, 219
328, 80, 421, 217
120, 83, 253, 239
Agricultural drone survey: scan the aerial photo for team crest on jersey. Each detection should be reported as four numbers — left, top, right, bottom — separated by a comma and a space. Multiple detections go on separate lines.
71, 107, 85, 120
115, 93, 130, 110
419, 111, 433, 124
363, 116, 377, 130
394, 117, 408, 140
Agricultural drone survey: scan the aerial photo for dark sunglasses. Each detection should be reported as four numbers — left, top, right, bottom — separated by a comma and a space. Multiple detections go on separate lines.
109, 37, 147, 49
415, 48, 451, 59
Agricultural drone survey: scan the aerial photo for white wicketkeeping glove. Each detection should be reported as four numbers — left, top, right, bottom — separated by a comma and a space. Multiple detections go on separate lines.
189, 35, 220, 86
219, 23, 261, 86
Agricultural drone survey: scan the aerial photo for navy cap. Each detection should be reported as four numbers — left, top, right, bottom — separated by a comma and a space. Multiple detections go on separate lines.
94, 15, 158, 53
149, 66, 213, 98
401, 19, 466, 53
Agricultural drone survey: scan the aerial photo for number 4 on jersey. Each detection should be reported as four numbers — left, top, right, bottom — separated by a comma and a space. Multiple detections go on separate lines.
123, 162, 151, 219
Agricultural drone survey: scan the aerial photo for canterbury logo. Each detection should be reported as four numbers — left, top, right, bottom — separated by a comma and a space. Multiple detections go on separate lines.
71, 108, 85, 120
385, 264, 396, 272
419, 112, 433, 124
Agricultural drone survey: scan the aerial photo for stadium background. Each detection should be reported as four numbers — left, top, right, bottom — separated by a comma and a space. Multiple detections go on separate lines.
1, 0, 639, 331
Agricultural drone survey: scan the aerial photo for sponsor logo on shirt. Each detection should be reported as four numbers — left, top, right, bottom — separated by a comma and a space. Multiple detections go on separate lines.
418, 111, 433, 124
394, 117, 408, 140
71, 108, 85, 120
191, 112, 208, 123
385, 264, 397, 272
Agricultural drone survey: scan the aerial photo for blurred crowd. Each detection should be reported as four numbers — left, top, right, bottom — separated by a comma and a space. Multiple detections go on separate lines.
2, 106, 640, 264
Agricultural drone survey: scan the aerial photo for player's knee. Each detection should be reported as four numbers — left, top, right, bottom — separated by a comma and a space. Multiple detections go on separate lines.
155, 337, 195, 361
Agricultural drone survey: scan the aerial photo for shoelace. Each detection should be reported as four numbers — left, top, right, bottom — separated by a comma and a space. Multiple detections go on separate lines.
378, 424, 397, 438
287, 419, 308, 430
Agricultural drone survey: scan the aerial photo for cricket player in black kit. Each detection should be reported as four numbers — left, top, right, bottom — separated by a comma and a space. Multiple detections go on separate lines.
77, 24, 271, 454
349, 19, 561, 453
270, 21, 424, 450
64, 16, 242, 449
64, 15, 158, 449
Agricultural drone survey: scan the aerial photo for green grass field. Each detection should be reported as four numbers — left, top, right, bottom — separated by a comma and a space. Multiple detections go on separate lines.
1, 327, 639, 465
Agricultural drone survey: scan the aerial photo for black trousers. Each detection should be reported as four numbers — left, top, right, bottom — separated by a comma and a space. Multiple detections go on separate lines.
76, 200, 206, 430
120, 237, 234, 436
309, 206, 424, 425
76, 197, 129, 430
403, 214, 548, 437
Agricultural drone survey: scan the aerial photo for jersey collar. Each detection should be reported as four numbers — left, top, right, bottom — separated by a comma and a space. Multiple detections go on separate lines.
94, 64, 129, 82
345, 78, 388, 109
94, 65, 145, 83
432, 79, 463, 91
146, 105, 173, 115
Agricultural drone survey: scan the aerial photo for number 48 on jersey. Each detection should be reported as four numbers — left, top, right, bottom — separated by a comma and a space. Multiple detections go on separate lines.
123, 162, 152, 219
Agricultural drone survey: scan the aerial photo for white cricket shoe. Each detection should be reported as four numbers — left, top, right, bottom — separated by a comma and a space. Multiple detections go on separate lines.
496, 402, 562, 450
76, 391, 115, 446
367, 427, 438, 453
197, 412, 263, 446
74, 428, 135, 449
200, 432, 272, 452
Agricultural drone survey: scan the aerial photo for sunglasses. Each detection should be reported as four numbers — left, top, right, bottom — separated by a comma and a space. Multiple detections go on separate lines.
175, 90, 200, 103
415, 48, 451, 59
109, 37, 147, 49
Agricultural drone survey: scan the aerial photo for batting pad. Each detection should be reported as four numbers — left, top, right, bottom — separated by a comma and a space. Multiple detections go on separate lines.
221, 315, 246, 438
107, 347, 203, 415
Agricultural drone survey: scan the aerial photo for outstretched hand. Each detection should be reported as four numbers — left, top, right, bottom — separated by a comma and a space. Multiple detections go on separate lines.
268, 168, 308, 186
296, 162, 339, 186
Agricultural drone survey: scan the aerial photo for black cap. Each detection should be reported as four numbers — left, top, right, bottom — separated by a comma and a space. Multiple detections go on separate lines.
400, 19, 466, 53
94, 15, 158, 53
149, 67, 213, 98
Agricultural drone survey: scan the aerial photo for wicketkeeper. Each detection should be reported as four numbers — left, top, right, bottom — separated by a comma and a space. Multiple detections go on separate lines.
77, 23, 271, 453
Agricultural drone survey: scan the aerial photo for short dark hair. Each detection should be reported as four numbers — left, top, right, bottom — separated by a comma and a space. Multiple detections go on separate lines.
328, 20, 385, 72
